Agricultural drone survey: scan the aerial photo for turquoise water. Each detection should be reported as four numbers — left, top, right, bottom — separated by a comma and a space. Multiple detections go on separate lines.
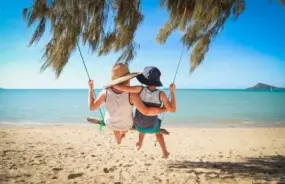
0, 89, 284, 127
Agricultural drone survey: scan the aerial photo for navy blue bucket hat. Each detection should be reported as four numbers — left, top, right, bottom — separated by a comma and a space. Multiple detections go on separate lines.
136, 66, 163, 87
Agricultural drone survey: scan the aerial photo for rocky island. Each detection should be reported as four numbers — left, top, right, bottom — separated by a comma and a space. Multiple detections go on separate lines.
247, 83, 285, 90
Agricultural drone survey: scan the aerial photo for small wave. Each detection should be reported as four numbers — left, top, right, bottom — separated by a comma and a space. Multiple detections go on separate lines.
275, 122, 285, 125
0, 121, 86, 126
242, 121, 255, 124
72, 106, 80, 108
0, 121, 43, 126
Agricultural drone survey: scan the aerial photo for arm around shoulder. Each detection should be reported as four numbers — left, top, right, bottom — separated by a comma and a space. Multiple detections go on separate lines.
130, 93, 166, 116
113, 85, 143, 93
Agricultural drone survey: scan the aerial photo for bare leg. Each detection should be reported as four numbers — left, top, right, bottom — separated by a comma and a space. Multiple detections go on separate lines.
136, 133, 145, 150
155, 133, 169, 159
120, 130, 128, 140
113, 131, 122, 144
120, 130, 128, 134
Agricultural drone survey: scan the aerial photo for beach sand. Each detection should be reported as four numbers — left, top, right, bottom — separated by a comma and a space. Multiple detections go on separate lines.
1, 125, 285, 184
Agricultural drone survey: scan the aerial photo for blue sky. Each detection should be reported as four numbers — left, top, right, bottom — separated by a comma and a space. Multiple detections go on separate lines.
0, 0, 284, 89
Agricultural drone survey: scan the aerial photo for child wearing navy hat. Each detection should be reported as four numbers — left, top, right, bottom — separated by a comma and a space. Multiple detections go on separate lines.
113, 66, 176, 159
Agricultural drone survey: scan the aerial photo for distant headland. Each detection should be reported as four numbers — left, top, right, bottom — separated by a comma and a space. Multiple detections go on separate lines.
247, 83, 285, 91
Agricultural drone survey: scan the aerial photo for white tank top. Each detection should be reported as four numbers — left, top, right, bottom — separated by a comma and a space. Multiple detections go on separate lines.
104, 88, 134, 131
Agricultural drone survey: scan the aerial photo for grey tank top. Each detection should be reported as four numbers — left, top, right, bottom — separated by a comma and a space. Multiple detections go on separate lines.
134, 87, 161, 129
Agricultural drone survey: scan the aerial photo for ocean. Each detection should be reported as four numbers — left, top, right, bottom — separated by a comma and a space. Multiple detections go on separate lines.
0, 89, 284, 127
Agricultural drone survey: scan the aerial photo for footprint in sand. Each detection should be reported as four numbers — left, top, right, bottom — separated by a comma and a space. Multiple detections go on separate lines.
3, 150, 17, 155
109, 167, 116, 172
35, 154, 42, 158
103, 168, 109, 173
52, 168, 63, 171
9, 164, 17, 169
67, 173, 84, 179
23, 174, 32, 178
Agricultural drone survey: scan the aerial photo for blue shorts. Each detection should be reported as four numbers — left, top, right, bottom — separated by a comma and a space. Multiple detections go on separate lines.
135, 119, 162, 134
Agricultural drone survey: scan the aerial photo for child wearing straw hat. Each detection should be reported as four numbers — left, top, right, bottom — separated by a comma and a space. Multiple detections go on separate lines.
88, 63, 167, 145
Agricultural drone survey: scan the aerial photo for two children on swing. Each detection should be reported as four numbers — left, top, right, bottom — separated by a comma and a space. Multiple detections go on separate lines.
88, 63, 176, 158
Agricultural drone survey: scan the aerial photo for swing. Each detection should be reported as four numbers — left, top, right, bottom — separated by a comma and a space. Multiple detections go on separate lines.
76, 42, 185, 132
77, 43, 105, 131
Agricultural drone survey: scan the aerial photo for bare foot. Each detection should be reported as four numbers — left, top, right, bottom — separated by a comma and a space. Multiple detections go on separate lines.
159, 129, 170, 135
87, 118, 100, 125
136, 142, 142, 150
162, 152, 170, 159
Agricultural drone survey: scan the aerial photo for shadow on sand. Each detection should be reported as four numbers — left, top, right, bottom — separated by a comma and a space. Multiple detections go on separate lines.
168, 155, 285, 183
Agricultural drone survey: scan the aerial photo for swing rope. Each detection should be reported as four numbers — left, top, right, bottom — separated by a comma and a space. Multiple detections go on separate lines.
77, 42, 92, 81
76, 42, 105, 130
160, 45, 185, 121
172, 45, 185, 84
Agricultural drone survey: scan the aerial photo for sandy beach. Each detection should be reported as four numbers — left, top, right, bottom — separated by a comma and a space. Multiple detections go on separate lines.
1, 125, 285, 184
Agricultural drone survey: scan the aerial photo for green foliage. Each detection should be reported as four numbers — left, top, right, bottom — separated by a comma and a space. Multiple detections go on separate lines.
23, 0, 142, 77
23, 0, 283, 77
157, 0, 245, 72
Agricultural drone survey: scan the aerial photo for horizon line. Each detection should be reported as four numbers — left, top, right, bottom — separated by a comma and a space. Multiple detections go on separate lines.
0, 87, 253, 90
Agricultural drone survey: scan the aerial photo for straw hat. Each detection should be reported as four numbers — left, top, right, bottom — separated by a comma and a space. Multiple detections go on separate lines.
104, 63, 140, 88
